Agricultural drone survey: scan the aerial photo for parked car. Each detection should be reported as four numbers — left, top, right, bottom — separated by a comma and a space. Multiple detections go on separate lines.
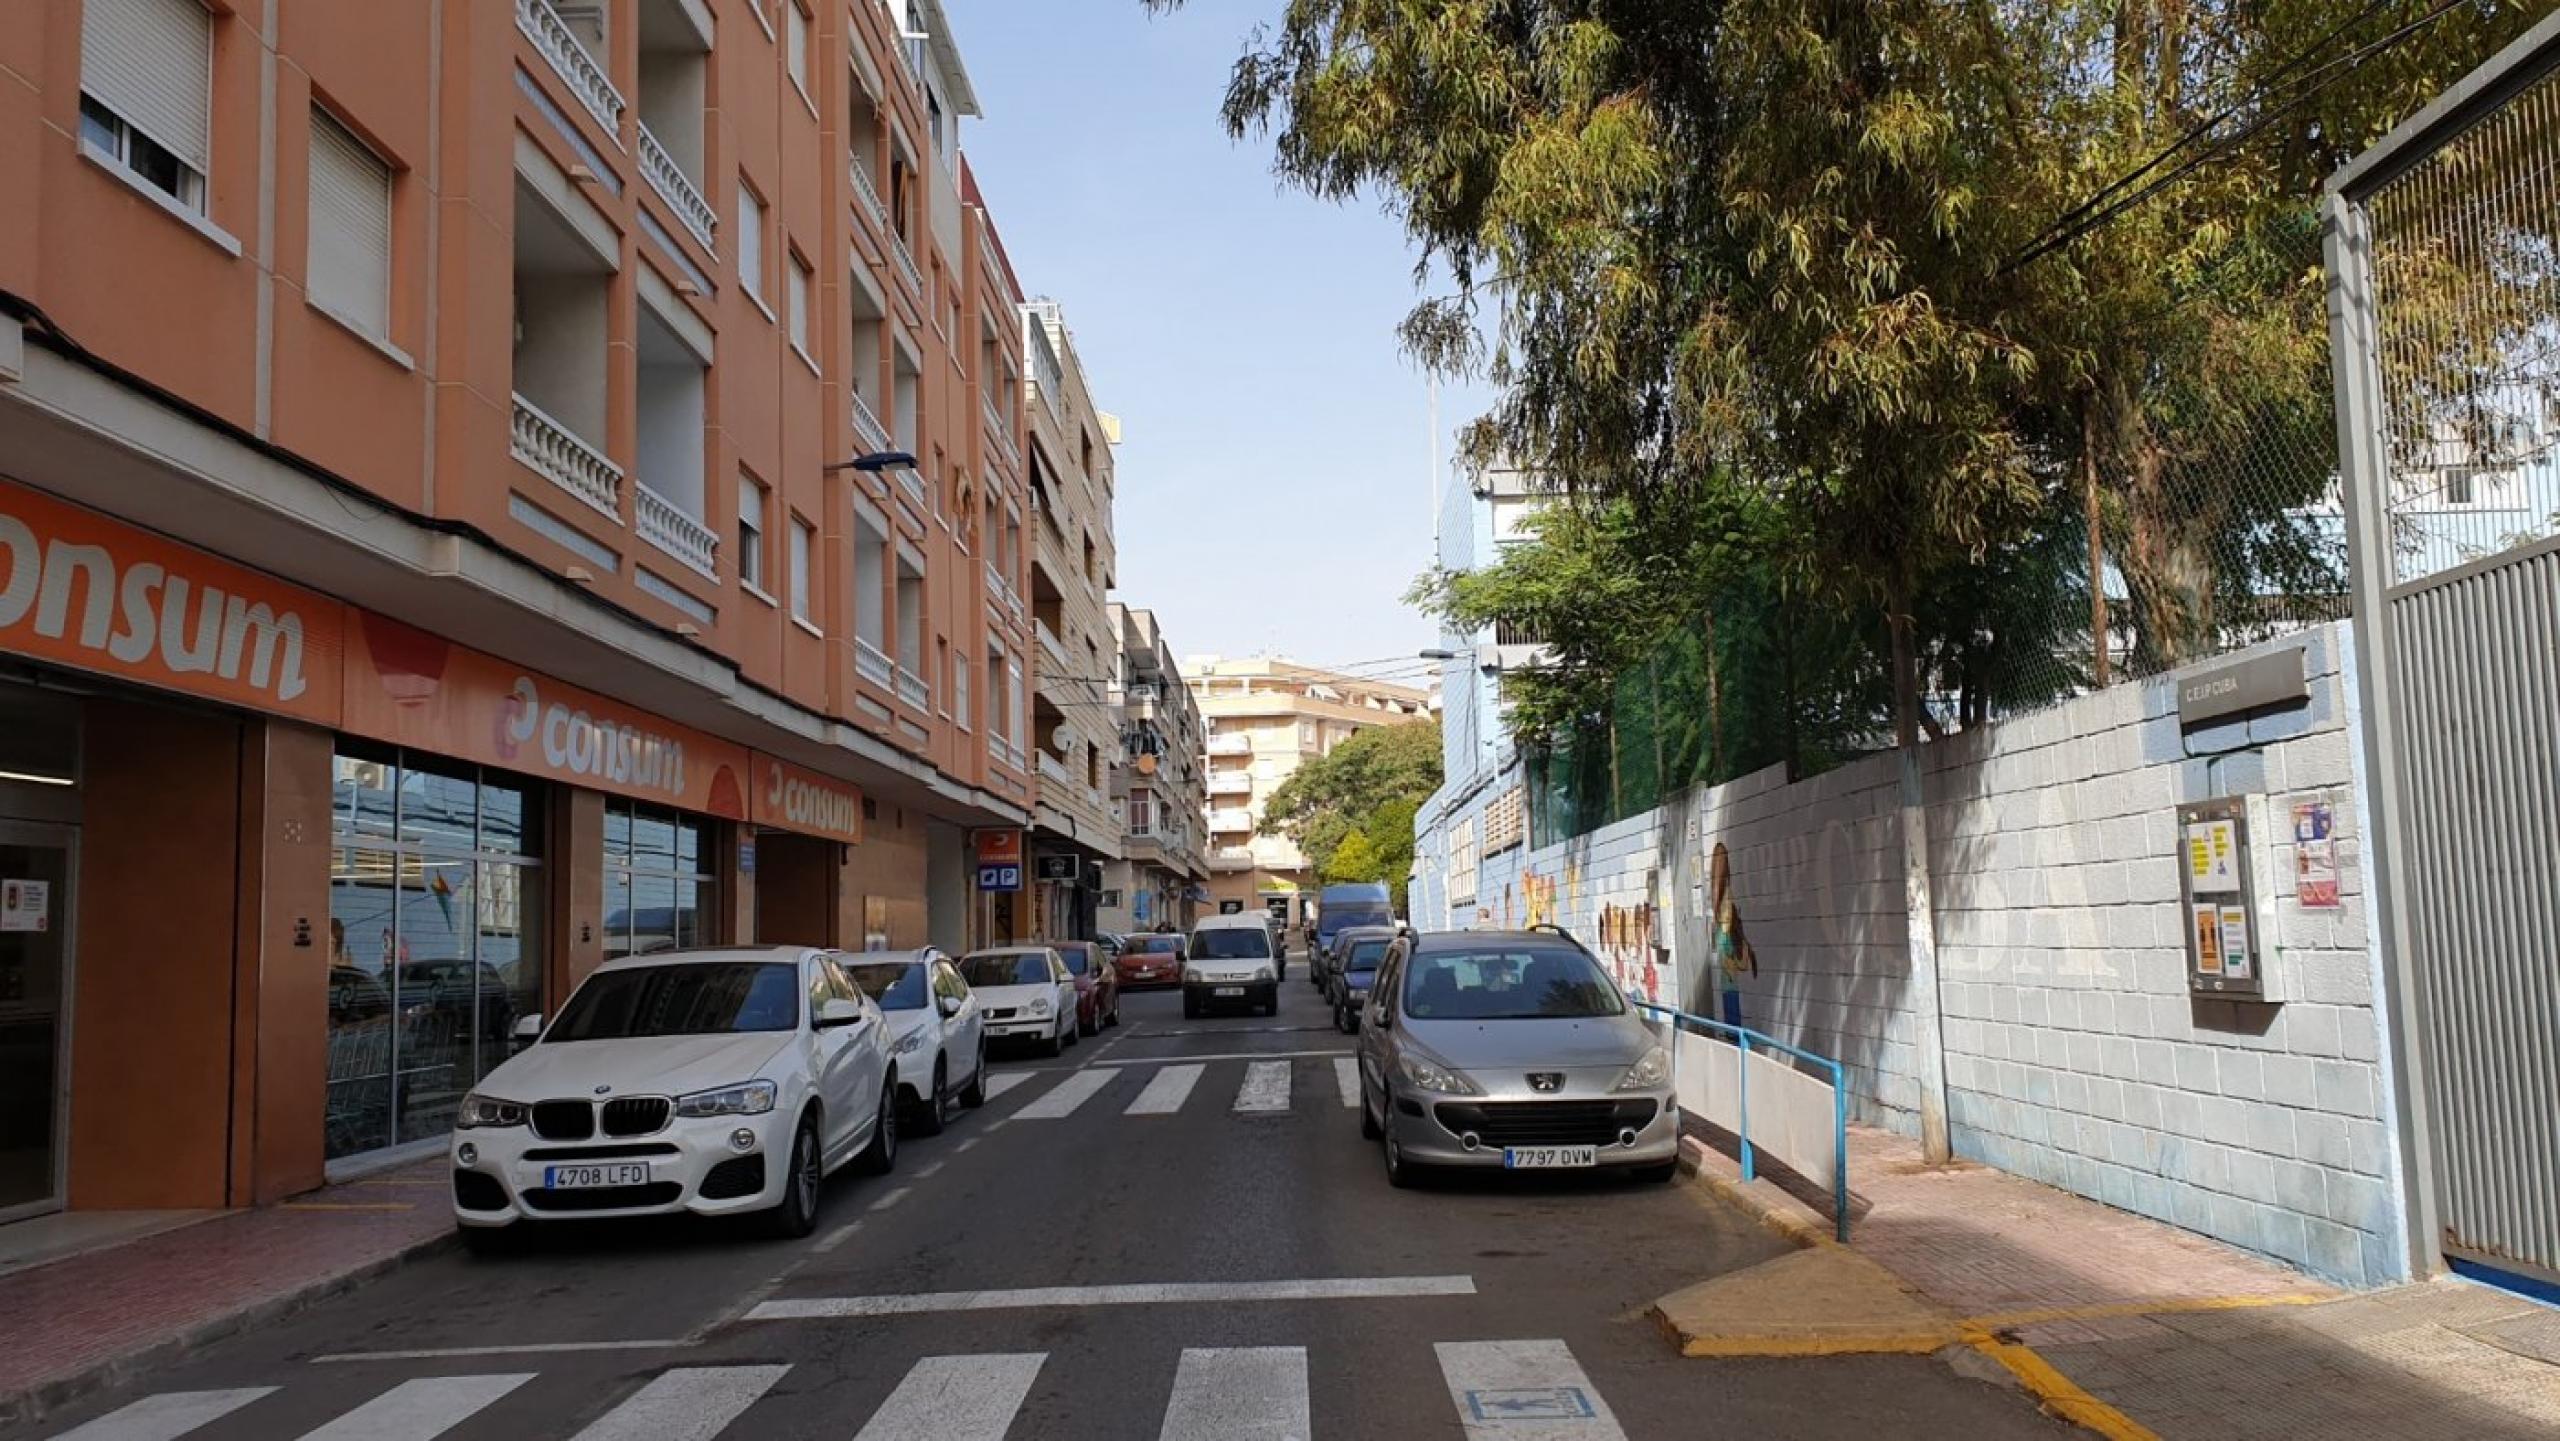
1355, 930, 1677, 1188
1114, 933, 1185, 990
1184, 913, 1280, 1018
449, 946, 898, 1246
1327, 925, 1398, 1016
960, 947, 1079, 1056
1048, 940, 1122, 1034
844, 949, 987, 1135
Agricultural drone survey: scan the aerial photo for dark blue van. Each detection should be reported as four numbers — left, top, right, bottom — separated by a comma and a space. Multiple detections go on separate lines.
1313, 882, 1394, 978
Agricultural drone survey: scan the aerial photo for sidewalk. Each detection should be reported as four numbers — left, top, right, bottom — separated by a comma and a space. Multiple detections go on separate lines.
1666, 1124, 2560, 1440
0, 1159, 454, 1426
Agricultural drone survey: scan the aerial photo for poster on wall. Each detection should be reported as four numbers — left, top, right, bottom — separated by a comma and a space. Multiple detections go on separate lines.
0, 878, 49, 933
2292, 800, 2340, 910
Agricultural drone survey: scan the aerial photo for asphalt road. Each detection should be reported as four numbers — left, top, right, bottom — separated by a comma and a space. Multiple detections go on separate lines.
19, 955, 2068, 1440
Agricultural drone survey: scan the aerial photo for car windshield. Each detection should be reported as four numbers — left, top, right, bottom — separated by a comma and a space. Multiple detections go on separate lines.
847, 962, 927, 1010
1401, 948, 1624, 1020
1345, 939, 1389, 972
1133, 936, 1181, 954
1189, 928, 1271, 960
964, 952, 1052, 986
1320, 903, 1392, 935
546, 962, 800, 1040
1056, 947, 1092, 976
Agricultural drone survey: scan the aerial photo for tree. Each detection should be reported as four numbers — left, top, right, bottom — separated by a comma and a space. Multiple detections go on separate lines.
1362, 795, 1423, 911
1261, 721, 1442, 880
1324, 829, 1384, 885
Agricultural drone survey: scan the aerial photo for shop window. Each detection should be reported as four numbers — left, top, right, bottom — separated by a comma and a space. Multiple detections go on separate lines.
603, 799, 717, 959
327, 746, 545, 1161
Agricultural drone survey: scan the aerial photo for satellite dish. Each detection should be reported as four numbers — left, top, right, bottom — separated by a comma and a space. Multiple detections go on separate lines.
1051, 723, 1078, 753
1136, 753, 1159, 776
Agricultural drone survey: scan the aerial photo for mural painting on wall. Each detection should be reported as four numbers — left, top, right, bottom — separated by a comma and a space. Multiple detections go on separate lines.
1596, 898, 1664, 1002
1521, 873, 1557, 929
1712, 842, 1756, 979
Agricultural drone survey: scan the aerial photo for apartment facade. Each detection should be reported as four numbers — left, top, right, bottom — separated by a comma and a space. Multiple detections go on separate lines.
1188, 658, 1434, 925
1019, 303, 1120, 939
1098, 606, 1207, 934
0, 0, 1046, 1216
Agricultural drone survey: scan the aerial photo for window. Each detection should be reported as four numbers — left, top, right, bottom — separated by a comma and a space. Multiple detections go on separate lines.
306, 109, 392, 339
737, 180, 766, 303
853, 509, 888, 653
79, 0, 213, 212
737, 472, 769, 592
788, 513, 815, 624
602, 800, 718, 961
787, 250, 813, 356
928, 86, 946, 166
955, 650, 972, 730
784, 1, 810, 101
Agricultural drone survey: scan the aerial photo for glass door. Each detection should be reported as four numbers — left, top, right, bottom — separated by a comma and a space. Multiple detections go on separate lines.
0, 822, 75, 1221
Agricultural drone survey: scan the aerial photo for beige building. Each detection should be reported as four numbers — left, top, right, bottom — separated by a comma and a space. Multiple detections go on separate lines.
1020, 302, 1122, 937
1188, 659, 1435, 924
1100, 607, 1210, 933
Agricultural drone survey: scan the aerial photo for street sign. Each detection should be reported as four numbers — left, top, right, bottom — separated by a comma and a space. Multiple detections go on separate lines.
978, 863, 1023, 892
1035, 855, 1078, 882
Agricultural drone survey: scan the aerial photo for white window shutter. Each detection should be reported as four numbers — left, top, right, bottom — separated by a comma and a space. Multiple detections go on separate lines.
81, 0, 213, 171
307, 111, 392, 338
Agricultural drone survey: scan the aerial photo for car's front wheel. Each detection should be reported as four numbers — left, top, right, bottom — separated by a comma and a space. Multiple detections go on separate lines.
1382, 1112, 1427, 1189
856, 1080, 898, 1176
958, 1041, 987, 1108
1359, 1079, 1382, 1140
912, 1057, 949, 1137
759, 1116, 823, 1239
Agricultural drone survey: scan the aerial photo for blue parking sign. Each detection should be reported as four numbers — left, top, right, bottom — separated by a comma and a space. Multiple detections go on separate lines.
977, 863, 1022, 892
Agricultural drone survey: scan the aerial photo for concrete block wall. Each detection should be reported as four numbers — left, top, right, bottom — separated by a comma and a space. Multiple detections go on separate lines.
1411, 622, 2400, 1286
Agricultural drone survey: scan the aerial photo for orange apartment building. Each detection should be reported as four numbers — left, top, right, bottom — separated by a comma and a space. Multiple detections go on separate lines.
0, 0, 1053, 1219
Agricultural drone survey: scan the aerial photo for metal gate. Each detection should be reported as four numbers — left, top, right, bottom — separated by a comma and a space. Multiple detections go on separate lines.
2330, 15, 2560, 1287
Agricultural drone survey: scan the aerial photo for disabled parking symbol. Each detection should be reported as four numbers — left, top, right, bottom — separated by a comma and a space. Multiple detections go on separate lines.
1463, 1387, 1600, 1423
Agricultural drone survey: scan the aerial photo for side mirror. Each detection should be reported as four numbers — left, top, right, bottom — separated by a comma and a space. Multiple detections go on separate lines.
511, 1013, 543, 1046
937, 995, 962, 1019
817, 997, 865, 1028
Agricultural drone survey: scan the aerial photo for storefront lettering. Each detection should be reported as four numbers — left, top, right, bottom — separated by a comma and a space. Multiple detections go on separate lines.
0, 513, 313, 703
766, 765, 859, 838
503, 676, 687, 797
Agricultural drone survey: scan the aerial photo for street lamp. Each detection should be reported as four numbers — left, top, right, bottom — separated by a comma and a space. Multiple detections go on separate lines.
1418, 648, 1460, 661
823, 450, 919, 475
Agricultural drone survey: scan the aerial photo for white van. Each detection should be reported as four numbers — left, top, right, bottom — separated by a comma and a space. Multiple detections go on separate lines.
1184, 912, 1280, 1018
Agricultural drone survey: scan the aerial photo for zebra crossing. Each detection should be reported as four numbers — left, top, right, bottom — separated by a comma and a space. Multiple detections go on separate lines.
49, 1338, 1628, 1440
982, 1054, 1364, 1122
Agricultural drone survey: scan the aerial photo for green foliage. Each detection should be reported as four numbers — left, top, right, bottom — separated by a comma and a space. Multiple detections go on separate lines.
1324, 829, 1384, 885
1260, 721, 1443, 882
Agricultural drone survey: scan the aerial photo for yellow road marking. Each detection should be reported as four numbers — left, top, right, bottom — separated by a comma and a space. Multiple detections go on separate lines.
1962, 1292, 2330, 1330
1960, 1325, 2157, 1441
280, 1202, 416, 1212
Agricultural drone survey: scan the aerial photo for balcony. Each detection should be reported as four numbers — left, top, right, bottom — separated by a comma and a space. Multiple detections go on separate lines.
1034, 619, 1069, 670
1209, 809, 1255, 834
850, 390, 891, 454
1209, 846, 1255, 871
898, 467, 931, 514
849, 156, 890, 236
1208, 772, 1252, 796
982, 396, 1019, 475
638, 123, 716, 252
635, 482, 717, 577
896, 666, 931, 711
854, 637, 895, 689
985, 559, 1024, 621
990, 734, 1027, 773
519, 0, 624, 139
1207, 734, 1251, 757
1037, 750, 1074, 787
890, 230, 924, 301
511, 393, 623, 520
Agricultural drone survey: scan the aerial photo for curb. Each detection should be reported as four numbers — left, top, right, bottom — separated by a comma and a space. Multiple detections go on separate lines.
1677, 1136, 1838, 1251
0, 1229, 460, 1428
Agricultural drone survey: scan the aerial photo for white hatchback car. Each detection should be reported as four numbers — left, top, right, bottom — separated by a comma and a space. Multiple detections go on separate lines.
842, 948, 988, 1133
959, 947, 1078, 1055
450, 946, 897, 1245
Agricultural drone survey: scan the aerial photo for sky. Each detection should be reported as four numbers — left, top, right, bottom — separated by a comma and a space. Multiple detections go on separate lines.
953, 1, 1492, 687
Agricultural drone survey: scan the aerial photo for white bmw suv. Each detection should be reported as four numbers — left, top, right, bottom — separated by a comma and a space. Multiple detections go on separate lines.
450, 946, 897, 1246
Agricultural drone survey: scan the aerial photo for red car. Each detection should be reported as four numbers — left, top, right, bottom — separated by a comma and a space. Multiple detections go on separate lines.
1049, 940, 1122, 1035
1115, 933, 1185, 990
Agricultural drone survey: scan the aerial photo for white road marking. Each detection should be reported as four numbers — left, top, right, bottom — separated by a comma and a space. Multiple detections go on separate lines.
1086, 1048, 1352, 1067
1436, 1340, 1628, 1440
1012, 1066, 1119, 1119
1157, 1348, 1309, 1441
1234, 1060, 1292, 1113
911, 1160, 945, 1179
52, 1389, 276, 1441
567, 1365, 790, 1441
1333, 1057, 1361, 1108
312, 1340, 686, 1363
297, 1373, 533, 1440
747, 1274, 1476, 1320
868, 1186, 913, 1212
952, 1137, 981, 1153
1125, 1063, 1205, 1115
851, 1353, 1045, 1441
813, 1220, 864, 1254
982, 1072, 1035, 1100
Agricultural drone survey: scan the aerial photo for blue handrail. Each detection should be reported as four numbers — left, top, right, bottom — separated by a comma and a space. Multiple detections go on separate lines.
1631, 999, 1852, 1242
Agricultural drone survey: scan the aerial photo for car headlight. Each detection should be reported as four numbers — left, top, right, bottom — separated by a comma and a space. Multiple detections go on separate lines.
1396, 1052, 1482, 1095
1183, 966, 1204, 983
1029, 997, 1052, 1017
1253, 965, 1275, 983
674, 1080, 777, 1118
892, 1029, 927, 1056
456, 1092, 527, 1129
1613, 1046, 1672, 1092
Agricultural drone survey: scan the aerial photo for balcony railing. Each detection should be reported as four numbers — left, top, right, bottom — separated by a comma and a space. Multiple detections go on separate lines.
1037, 750, 1073, 787
898, 466, 931, 513
854, 636, 895, 689
985, 559, 1024, 620
510, 393, 622, 519
890, 230, 923, 300
518, 0, 624, 139
1208, 772, 1252, 795
1207, 734, 1251, 756
634, 482, 718, 578
850, 390, 891, 454
1034, 619, 1069, 669
896, 665, 931, 711
848, 156, 889, 235
982, 395, 1019, 474
1210, 809, 1255, 833
991, 734, 1027, 772
638, 123, 716, 252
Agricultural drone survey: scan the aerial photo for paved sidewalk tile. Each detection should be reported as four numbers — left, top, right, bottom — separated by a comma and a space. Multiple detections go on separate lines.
0, 1160, 453, 1423
1685, 1124, 2560, 1438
